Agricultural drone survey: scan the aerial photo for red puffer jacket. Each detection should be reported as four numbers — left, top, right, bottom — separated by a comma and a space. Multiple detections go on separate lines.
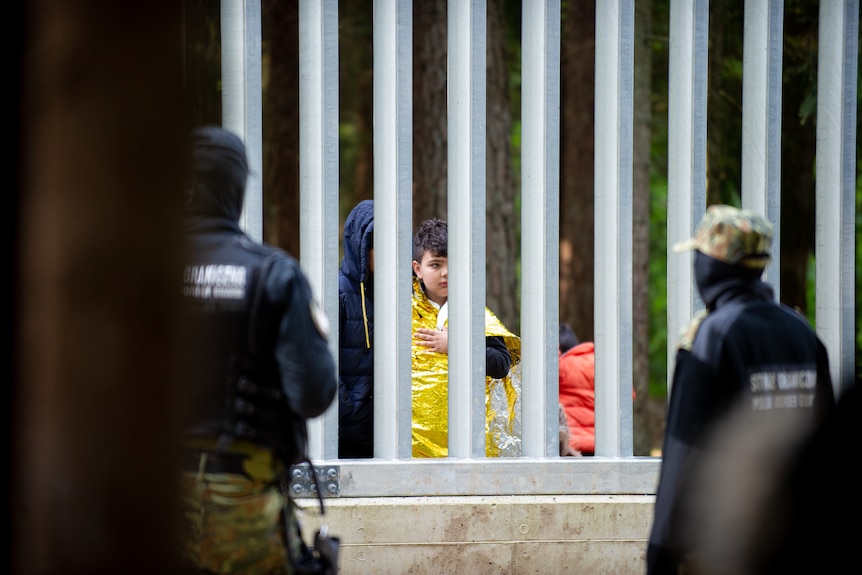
558, 342, 596, 454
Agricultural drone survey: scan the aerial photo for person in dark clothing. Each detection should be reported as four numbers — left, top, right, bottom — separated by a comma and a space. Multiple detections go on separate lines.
646, 204, 835, 575
337, 199, 375, 458
668, 379, 859, 575
178, 126, 337, 574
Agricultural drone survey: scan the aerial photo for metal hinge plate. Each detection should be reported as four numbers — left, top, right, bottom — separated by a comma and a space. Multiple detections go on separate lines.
288, 463, 340, 498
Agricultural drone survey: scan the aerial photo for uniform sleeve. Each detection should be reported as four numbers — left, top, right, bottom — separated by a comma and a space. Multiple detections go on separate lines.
485, 335, 511, 379
647, 348, 715, 574
269, 261, 338, 419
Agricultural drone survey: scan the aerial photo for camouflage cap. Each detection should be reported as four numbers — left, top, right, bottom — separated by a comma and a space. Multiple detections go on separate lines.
673, 204, 773, 268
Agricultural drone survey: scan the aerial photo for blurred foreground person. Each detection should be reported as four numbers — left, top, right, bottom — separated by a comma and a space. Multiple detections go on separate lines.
646, 205, 834, 575
178, 126, 337, 574
676, 380, 859, 575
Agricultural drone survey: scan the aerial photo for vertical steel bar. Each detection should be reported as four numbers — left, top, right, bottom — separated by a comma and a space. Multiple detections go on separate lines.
373, 0, 415, 459
816, 0, 859, 397
666, 0, 708, 393
742, 0, 783, 292
299, 0, 340, 459
521, 0, 561, 458
447, 0, 487, 459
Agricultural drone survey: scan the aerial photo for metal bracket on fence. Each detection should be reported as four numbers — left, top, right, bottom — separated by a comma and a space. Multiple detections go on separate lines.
289, 463, 340, 498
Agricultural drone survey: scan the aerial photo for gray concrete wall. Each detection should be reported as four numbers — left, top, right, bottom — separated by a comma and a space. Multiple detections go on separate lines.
301, 495, 655, 574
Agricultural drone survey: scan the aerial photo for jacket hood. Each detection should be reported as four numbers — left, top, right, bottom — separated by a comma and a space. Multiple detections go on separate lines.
340, 200, 374, 285
186, 126, 249, 222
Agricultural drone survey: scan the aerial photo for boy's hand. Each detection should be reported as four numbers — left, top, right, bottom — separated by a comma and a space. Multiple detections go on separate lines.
415, 327, 448, 354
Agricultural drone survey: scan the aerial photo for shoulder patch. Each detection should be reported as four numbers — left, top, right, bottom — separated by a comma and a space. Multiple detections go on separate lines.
310, 299, 330, 340
678, 309, 709, 351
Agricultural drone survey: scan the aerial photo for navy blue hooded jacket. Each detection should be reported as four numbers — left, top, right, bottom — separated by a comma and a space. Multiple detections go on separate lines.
338, 200, 375, 458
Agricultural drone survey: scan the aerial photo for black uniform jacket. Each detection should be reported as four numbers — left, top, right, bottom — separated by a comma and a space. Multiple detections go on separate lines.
180, 214, 337, 453
646, 260, 834, 575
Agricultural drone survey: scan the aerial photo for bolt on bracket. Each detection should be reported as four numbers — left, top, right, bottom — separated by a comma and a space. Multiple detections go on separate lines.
288, 463, 340, 498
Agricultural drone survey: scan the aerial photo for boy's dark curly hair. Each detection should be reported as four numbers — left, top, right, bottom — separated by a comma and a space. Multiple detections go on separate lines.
413, 218, 448, 263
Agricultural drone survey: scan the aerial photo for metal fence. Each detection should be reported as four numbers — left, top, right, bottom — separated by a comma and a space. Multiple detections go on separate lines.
218, 0, 858, 498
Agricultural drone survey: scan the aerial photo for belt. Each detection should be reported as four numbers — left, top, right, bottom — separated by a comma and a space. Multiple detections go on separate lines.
182, 448, 283, 483
182, 450, 250, 477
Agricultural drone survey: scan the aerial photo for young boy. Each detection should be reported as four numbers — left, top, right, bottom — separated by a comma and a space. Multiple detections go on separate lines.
411, 218, 521, 457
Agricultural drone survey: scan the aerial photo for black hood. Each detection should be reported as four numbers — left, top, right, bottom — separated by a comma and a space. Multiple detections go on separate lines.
186, 126, 249, 222
340, 199, 374, 286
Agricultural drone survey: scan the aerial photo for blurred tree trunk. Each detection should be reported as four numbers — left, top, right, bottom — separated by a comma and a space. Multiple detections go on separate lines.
262, 0, 301, 257
560, 0, 595, 342
183, 0, 222, 128
413, 0, 448, 225
706, 1, 743, 206
779, 2, 818, 313
413, 0, 519, 332
779, 119, 816, 313
485, 0, 520, 332
15, 1, 186, 573
264, 1, 377, 252
339, 0, 374, 216
632, 0, 651, 448
632, 0, 664, 456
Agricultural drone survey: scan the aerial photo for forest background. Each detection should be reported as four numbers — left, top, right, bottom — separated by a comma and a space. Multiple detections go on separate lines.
184, 0, 862, 456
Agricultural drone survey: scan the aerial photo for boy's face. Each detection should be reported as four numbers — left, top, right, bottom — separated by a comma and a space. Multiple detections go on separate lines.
412, 251, 448, 306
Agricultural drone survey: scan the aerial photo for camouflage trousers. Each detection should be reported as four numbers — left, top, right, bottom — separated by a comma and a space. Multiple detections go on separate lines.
178, 469, 304, 575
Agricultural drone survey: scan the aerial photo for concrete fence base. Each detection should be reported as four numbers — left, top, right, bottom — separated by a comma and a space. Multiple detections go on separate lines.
299, 494, 655, 574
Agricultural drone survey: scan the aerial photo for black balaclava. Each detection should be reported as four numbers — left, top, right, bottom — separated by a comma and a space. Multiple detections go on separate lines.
694, 250, 765, 310
186, 126, 249, 222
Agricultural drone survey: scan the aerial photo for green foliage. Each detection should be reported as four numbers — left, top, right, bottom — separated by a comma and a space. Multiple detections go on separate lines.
647, 3, 670, 401
797, 93, 818, 126
857, 173, 862, 380
783, 1, 819, 127
510, 120, 521, 180
720, 57, 744, 82
648, 177, 669, 399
